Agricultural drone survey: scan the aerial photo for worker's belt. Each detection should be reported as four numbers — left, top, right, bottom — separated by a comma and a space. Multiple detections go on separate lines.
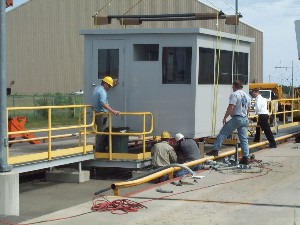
258, 114, 269, 118
232, 115, 245, 117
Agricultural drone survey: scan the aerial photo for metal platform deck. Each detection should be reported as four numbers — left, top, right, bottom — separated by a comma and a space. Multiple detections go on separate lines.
7, 125, 300, 173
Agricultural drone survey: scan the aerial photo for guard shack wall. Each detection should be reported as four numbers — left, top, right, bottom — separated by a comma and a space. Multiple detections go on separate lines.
82, 28, 253, 138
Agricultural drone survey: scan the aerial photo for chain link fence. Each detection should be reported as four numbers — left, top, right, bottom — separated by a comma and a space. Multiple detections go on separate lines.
7, 93, 84, 128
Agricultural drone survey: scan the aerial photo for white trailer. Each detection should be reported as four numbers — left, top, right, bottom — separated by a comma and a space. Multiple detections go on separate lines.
81, 28, 254, 138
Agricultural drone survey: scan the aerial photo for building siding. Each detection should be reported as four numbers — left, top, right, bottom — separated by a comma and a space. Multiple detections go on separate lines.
6, 0, 262, 94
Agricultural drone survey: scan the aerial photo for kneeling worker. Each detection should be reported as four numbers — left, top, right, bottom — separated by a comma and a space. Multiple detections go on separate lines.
151, 131, 177, 168
175, 133, 201, 177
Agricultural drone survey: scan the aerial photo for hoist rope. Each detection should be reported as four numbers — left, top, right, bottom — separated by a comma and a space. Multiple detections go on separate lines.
93, 0, 114, 17
123, 0, 143, 16
232, 14, 241, 82
212, 8, 241, 136
212, 11, 222, 136
120, 0, 143, 27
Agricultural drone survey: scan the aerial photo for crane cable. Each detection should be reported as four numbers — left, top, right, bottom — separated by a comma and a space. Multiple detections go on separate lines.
93, 0, 114, 17
212, 11, 222, 136
232, 13, 241, 83
212, 10, 241, 136
120, 0, 143, 27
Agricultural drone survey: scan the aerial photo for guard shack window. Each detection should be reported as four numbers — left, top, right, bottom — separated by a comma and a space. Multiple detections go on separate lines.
233, 52, 249, 84
198, 48, 249, 85
98, 49, 119, 79
198, 47, 215, 84
134, 44, 159, 61
217, 50, 232, 84
162, 47, 192, 84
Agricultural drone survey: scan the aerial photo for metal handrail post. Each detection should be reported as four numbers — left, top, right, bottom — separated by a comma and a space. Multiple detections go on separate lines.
142, 114, 146, 160
108, 113, 112, 160
48, 108, 52, 160
83, 106, 87, 154
283, 104, 286, 125
274, 100, 277, 124
292, 98, 294, 123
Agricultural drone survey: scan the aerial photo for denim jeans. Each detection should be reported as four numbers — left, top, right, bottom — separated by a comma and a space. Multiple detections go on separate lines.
213, 116, 249, 157
175, 164, 201, 177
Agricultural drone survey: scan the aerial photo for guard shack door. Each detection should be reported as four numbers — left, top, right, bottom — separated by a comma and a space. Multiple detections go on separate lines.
92, 40, 125, 125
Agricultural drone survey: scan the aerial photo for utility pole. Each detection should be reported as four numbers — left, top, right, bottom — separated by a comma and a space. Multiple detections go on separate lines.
0, 0, 12, 172
292, 60, 294, 97
275, 61, 294, 98
235, 0, 238, 34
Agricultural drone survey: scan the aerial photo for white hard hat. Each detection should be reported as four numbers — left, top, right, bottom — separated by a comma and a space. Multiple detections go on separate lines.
175, 133, 184, 142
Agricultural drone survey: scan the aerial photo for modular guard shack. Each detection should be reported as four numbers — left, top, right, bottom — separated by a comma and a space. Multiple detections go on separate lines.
81, 28, 254, 138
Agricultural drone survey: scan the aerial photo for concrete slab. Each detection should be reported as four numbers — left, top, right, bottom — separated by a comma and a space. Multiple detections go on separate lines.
0, 172, 19, 216
46, 169, 90, 183
13, 140, 300, 225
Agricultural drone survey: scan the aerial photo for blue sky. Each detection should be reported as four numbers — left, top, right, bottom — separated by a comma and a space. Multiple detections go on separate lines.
199, 0, 300, 86
8, 0, 300, 86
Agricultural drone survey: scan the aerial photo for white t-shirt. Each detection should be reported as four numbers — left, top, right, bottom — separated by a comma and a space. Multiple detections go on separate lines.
255, 94, 269, 115
229, 89, 251, 117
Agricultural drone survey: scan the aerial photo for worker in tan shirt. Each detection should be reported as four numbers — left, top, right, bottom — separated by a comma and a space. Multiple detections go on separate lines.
151, 131, 177, 168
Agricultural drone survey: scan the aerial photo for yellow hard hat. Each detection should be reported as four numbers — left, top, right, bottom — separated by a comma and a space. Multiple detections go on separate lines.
161, 131, 171, 139
102, 76, 114, 87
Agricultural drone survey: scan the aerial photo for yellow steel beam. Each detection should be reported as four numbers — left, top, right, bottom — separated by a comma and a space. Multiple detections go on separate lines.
94, 152, 151, 160
8, 152, 48, 164
52, 146, 93, 157
8, 146, 94, 165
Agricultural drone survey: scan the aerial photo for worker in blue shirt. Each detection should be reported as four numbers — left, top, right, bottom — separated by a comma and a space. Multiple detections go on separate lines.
92, 76, 120, 152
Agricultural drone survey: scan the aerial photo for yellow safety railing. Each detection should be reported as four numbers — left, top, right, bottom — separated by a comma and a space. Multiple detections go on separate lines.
7, 105, 94, 165
249, 97, 300, 131
92, 111, 154, 161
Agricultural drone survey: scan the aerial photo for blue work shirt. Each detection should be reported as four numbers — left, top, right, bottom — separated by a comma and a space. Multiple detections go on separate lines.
91, 86, 108, 113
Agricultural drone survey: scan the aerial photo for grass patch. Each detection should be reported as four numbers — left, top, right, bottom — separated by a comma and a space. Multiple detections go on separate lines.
7, 94, 84, 129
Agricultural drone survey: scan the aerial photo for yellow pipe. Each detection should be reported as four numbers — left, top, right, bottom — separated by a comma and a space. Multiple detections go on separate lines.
111, 132, 298, 195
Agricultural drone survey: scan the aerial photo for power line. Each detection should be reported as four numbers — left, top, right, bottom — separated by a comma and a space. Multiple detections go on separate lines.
219, 0, 235, 11
195, 0, 220, 11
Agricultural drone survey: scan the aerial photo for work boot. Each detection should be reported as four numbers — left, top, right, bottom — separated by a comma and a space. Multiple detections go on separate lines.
206, 150, 218, 156
239, 156, 249, 165
269, 143, 277, 148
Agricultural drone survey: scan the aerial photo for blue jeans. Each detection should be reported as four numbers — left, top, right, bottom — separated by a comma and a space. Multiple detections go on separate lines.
175, 164, 201, 177
213, 116, 249, 157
